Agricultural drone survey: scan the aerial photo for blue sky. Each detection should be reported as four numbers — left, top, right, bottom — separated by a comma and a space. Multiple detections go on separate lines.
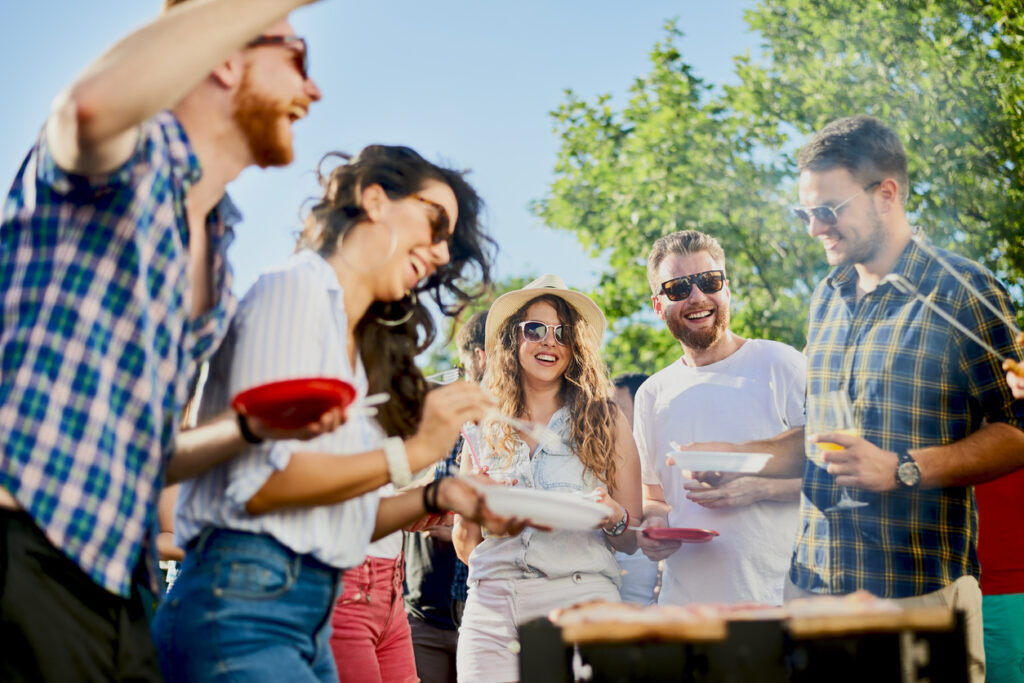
1, 1, 756, 295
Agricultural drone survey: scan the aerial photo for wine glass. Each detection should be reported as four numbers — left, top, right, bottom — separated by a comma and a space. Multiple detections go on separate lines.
807, 390, 868, 512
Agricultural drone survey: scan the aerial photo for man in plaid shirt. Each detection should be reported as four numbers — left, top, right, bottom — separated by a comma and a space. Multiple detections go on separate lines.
0, 1, 334, 679
684, 116, 1024, 683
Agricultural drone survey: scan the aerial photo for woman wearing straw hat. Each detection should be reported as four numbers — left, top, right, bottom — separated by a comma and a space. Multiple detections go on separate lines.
452, 274, 643, 683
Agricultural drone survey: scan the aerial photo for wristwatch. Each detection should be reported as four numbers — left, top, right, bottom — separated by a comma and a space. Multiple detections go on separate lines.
895, 450, 921, 488
603, 508, 629, 537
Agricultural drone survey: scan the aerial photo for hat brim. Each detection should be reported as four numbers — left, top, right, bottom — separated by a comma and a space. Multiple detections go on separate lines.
484, 286, 606, 354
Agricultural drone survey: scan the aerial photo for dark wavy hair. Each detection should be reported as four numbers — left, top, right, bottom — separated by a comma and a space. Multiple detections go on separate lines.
296, 145, 495, 437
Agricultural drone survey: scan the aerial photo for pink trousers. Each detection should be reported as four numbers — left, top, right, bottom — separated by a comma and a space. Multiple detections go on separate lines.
330, 555, 417, 683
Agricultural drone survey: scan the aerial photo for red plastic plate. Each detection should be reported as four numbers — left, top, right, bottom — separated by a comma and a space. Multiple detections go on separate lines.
642, 527, 719, 543
231, 377, 356, 429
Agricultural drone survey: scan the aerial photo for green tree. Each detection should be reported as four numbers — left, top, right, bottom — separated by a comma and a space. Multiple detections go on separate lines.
535, 24, 822, 376
536, 2, 1024, 375
736, 0, 1024, 294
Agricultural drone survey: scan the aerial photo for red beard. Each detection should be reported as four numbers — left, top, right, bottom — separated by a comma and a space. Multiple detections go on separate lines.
666, 305, 730, 350
233, 71, 299, 168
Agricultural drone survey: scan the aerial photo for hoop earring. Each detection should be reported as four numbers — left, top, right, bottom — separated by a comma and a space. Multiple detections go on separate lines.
376, 290, 417, 327
338, 221, 398, 273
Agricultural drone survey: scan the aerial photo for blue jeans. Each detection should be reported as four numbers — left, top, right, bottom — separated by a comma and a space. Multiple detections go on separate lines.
151, 528, 341, 682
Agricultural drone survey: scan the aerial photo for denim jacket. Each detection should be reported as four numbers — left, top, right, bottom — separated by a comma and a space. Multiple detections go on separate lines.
466, 407, 621, 586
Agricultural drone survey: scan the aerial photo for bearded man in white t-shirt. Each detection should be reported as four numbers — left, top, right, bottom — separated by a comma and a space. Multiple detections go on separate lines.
635, 230, 805, 606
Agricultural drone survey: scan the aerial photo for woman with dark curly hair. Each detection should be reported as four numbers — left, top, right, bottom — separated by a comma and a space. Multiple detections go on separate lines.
452, 275, 643, 683
152, 145, 519, 682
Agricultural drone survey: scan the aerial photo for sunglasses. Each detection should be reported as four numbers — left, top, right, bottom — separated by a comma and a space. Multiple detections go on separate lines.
659, 269, 726, 302
791, 181, 881, 227
247, 35, 309, 80
408, 194, 452, 245
519, 321, 569, 346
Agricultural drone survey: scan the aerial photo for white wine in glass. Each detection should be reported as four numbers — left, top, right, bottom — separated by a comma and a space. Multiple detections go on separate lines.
807, 390, 868, 512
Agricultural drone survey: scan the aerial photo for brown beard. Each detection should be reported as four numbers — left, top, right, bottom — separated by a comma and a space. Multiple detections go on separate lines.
666, 303, 730, 350
232, 70, 294, 168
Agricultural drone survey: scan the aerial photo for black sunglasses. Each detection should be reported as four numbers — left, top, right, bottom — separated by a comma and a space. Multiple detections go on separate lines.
246, 35, 309, 80
519, 321, 569, 345
791, 181, 881, 227
659, 269, 726, 302
408, 194, 451, 245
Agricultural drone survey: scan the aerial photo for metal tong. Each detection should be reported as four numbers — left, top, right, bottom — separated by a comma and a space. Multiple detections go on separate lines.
912, 234, 1023, 341
882, 273, 1023, 377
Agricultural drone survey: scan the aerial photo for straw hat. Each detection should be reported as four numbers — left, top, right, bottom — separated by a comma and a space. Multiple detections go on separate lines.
484, 274, 607, 353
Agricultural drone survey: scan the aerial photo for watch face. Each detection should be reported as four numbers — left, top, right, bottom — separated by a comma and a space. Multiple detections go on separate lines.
898, 461, 921, 487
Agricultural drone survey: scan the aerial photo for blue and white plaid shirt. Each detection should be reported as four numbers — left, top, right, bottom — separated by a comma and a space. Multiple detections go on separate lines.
792, 238, 1024, 598
0, 112, 237, 597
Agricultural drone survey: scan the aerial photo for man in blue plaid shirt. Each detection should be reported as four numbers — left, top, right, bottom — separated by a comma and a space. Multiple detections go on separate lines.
684, 116, 1024, 683
0, 1, 335, 680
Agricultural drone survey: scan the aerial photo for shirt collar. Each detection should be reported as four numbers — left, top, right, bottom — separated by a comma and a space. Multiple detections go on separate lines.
293, 248, 343, 294
825, 238, 929, 297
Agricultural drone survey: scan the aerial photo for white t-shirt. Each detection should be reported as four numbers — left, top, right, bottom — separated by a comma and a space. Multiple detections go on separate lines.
633, 339, 805, 606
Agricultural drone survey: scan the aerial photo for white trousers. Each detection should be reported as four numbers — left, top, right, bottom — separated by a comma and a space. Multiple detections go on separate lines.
457, 572, 619, 683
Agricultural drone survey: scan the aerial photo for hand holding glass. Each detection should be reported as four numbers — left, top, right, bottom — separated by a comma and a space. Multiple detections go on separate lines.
807, 390, 868, 511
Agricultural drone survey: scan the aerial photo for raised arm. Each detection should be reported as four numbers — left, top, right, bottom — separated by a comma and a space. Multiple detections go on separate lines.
47, 0, 317, 174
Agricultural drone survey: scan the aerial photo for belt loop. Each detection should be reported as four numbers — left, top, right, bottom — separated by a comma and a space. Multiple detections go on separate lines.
190, 526, 218, 561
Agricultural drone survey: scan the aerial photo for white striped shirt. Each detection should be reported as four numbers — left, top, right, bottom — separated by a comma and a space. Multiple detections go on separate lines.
175, 250, 380, 569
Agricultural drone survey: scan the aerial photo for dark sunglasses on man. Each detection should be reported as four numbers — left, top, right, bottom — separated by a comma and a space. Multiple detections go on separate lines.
246, 35, 309, 80
659, 269, 725, 302
791, 180, 881, 228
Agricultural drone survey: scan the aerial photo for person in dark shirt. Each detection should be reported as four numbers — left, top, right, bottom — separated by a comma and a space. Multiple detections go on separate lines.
404, 310, 487, 683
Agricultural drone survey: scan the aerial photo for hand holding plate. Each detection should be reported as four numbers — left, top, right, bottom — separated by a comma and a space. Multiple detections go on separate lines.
246, 405, 346, 442
637, 514, 682, 561
439, 475, 528, 537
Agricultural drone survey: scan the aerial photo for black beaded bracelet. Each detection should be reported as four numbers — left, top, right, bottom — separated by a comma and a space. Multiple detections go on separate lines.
422, 480, 443, 514
236, 412, 264, 445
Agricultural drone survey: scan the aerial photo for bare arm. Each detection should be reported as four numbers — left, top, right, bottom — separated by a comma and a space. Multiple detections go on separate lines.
374, 477, 524, 542
604, 409, 643, 555
156, 484, 184, 562
637, 483, 681, 561
47, 0, 317, 174
245, 383, 492, 515
452, 444, 484, 564
678, 427, 807, 484
683, 476, 802, 508
166, 407, 344, 485
820, 421, 1024, 491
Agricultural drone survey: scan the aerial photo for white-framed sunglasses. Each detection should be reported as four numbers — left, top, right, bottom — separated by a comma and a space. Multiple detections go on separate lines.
518, 320, 569, 346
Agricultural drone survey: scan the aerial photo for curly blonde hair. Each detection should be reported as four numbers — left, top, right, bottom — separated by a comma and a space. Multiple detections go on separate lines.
484, 294, 619, 488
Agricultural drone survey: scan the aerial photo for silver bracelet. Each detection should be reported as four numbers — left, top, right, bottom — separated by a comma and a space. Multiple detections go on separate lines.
382, 437, 412, 487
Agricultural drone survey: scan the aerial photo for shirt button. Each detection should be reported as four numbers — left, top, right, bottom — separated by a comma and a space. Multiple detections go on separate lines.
572, 572, 583, 584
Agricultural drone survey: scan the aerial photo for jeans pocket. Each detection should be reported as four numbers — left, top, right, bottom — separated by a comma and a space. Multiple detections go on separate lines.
212, 553, 297, 601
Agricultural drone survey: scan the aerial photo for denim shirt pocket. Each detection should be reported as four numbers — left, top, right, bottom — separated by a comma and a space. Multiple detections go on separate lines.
534, 449, 592, 493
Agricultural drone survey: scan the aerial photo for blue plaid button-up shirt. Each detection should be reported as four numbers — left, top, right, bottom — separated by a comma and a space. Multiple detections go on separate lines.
0, 112, 237, 597
792, 238, 1024, 598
